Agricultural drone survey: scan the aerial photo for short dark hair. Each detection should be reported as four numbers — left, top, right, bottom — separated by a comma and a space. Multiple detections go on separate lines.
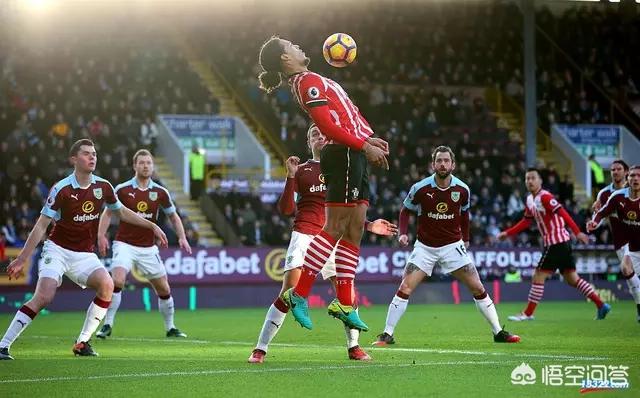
258, 36, 285, 94
69, 138, 95, 157
526, 167, 542, 178
630, 165, 640, 172
431, 145, 455, 163
133, 149, 153, 164
611, 159, 629, 171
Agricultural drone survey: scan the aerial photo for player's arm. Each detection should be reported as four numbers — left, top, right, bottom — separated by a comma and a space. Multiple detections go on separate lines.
365, 219, 398, 236
97, 208, 113, 257
461, 211, 470, 247
498, 216, 533, 240
168, 212, 192, 254
6, 215, 52, 279
543, 194, 589, 244
277, 156, 299, 216
115, 206, 168, 247
397, 206, 415, 246
587, 194, 618, 232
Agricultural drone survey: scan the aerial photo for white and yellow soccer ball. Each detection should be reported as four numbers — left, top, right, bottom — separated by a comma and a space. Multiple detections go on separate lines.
322, 33, 357, 68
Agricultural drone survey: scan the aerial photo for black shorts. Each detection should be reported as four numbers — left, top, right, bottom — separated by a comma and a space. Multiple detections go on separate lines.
537, 241, 576, 273
320, 144, 370, 206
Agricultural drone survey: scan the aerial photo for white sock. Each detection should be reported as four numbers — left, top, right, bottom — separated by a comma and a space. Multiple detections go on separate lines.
474, 294, 502, 335
255, 303, 288, 352
383, 295, 409, 336
158, 296, 176, 331
625, 274, 640, 304
77, 300, 109, 343
344, 324, 360, 349
0, 308, 35, 349
103, 291, 122, 327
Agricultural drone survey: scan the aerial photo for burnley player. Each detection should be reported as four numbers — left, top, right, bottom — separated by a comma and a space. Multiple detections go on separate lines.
498, 168, 610, 321
96, 149, 192, 339
589, 165, 640, 322
258, 36, 390, 332
249, 125, 398, 363
591, 160, 640, 315
0, 139, 167, 360
373, 146, 520, 346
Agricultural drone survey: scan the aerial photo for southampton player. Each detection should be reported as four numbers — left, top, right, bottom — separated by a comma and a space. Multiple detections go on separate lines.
258, 36, 390, 332
589, 165, 640, 322
96, 149, 192, 339
249, 125, 398, 363
373, 146, 520, 346
0, 139, 167, 360
498, 168, 610, 321
591, 160, 640, 318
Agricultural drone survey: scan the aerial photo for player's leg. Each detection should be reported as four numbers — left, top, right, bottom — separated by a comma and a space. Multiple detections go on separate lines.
74, 266, 113, 356
373, 262, 428, 346
250, 268, 301, 363
450, 261, 520, 343
327, 203, 369, 330
619, 248, 640, 321
0, 277, 58, 359
148, 275, 186, 337
98, 241, 134, 338
562, 270, 610, 319
508, 269, 550, 321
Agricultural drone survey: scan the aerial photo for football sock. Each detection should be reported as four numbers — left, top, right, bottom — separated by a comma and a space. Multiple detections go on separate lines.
576, 278, 604, 309
623, 272, 640, 304
335, 240, 360, 306
158, 295, 176, 331
294, 231, 337, 298
0, 305, 37, 349
473, 291, 502, 335
77, 297, 110, 344
103, 287, 122, 326
256, 297, 289, 352
523, 282, 544, 316
344, 308, 360, 349
383, 291, 409, 336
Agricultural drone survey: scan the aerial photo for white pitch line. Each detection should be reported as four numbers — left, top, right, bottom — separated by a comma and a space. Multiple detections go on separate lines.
218, 341, 609, 361
28, 335, 210, 344
0, 360, 502, 384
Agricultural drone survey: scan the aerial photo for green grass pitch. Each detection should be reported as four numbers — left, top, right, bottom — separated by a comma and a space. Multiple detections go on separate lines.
1, 301, 638, 397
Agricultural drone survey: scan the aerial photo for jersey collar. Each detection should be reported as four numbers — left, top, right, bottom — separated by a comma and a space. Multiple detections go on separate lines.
131, 177, 155, 190
70, 173, 96, 189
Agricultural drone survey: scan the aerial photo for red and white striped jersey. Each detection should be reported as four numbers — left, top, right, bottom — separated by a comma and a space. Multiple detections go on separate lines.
289, 71, 373, 144
524, 189, 571, 246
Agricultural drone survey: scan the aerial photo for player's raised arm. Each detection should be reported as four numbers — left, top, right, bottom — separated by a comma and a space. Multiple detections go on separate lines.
7, 215, 52, 279
278, 156, 299, 216
587, 192, 619, 232
497, 213, 533, 241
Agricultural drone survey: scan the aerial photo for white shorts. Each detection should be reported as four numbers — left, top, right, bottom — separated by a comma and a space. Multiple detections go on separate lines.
39, 240, 105, 288
112, 240, 167, 280
284, 231, 337, 280
407, 239, 472, 276
616, 244, 630, 262
628, 251, 640, 275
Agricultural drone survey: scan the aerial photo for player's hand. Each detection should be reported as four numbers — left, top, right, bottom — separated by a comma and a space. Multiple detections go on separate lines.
285, 156, 300, 178
591, 200, 602, 212
368, 219, 398, 236
98, 235, 110, 257
464, 241, 470, 249
363, 142, 389, 170
496, 231, 508, 241
586, 220, 598, 233
576, 232, 590, 245
366, 137, 390, 155
154, 225, 169, 248
398, 234, 409, 247
179, 237, 192, 255
7, 257, 26, 280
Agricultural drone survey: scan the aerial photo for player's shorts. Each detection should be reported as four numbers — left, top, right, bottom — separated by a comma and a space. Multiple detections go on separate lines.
627, 251, 640, 275
320, 144, 370, 206
112, 240, 166, 280
38, 240, 105, 288
537, 241, 576, 273
284, 231, 337, 280
407, 239, 472, 276
615, 244, 630, 262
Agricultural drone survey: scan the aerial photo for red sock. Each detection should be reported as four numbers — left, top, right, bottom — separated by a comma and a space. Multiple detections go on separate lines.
576, 278, 604, 309
294, 231, 337, 297
335, 240, 360, 306
524, 282, 544, 316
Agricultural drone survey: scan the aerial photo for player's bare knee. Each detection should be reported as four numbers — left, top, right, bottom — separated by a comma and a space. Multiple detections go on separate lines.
96, 276, 114, 300
399, 280, 415, 296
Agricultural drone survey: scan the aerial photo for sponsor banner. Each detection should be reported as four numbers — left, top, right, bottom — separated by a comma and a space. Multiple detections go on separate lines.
210, 179, 286, 204
556, 124, 620, 165
119, 246, 619, 285
159, 115, 235, 163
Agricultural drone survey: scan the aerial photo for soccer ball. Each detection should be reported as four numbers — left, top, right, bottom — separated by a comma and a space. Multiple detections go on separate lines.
322, 33, 357, 68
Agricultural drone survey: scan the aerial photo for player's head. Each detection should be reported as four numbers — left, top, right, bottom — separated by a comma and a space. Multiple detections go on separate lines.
307, 123, 326, 156
629, 165, 640, 191
431, 146, 455, 179
133, 149, 154, 179
69, 138, 96, 173
258, 36, 309, 94
525, 167, 543, 193
610, 159, 629, 185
